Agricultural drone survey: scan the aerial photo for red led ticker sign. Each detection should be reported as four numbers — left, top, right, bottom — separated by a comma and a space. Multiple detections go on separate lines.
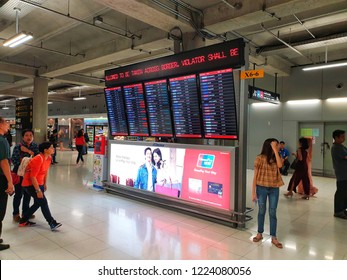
105, 38, 244, 87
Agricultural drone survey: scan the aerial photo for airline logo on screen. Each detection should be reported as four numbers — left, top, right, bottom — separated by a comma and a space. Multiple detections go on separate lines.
196, 154, 215, 169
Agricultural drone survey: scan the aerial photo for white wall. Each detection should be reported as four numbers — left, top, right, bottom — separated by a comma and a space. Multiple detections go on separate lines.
246, 66, 347, 168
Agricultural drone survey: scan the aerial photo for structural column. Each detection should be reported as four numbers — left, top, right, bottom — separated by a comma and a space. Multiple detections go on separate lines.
33, 77, 49, 143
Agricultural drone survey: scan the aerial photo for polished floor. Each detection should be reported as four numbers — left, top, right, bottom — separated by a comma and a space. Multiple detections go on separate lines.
0, 150, 346, 260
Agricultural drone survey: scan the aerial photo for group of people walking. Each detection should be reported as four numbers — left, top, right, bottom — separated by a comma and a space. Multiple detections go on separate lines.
252, 130, 347, 249
0, 118, 62, 251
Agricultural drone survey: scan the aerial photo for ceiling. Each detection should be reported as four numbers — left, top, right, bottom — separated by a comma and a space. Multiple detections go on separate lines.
1, 0, 347, 109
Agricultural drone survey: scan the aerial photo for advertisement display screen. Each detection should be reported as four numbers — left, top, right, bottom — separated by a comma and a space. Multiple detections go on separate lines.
109, 142, 234, 211
144, 80, 173, 137
123, 83, 149, 136
248, 85, 280, 104
199, 68, 238, 139
104, 87, 128, 136
169, 75, 202, 138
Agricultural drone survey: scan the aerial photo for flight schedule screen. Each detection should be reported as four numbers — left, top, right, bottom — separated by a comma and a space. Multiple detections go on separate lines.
144, 80, 173, 137
104, 87, 128, 136
169, 75, 202, 138
123, 83, 149, 136
199, 68, 238, 139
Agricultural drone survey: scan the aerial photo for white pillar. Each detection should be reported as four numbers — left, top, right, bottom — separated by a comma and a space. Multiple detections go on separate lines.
33, 77, 49, 143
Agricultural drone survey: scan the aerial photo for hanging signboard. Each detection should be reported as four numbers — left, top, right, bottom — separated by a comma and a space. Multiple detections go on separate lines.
15, 98, 33, 129
240, 69, 264, 79
248, 85, 280, 104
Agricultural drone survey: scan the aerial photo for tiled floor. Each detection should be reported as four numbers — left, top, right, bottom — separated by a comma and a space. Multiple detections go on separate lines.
1, 150, 346, 260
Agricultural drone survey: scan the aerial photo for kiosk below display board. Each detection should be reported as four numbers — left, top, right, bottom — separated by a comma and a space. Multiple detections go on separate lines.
105, 141, 237, 220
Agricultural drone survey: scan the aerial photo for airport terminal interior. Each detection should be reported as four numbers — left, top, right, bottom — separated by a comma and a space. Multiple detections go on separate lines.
0, 149, 346, 260
1, 0, 347, 261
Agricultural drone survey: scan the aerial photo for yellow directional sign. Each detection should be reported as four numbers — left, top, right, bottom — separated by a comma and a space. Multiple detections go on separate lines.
240, 69, 264, 79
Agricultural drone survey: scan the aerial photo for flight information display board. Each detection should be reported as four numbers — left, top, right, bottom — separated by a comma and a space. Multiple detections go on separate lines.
199, 68, 238, 139
144, 80, 173, 137
123, 83, 149, 136
169, 75, 202, 138
104, 87, 128, 136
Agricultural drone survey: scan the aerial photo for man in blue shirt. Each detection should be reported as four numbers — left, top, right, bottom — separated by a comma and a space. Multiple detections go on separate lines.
279, 141, 290, 175
134, 147, 157, 192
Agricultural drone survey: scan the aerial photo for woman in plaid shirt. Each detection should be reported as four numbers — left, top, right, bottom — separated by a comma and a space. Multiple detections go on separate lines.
252, 138, 284, 249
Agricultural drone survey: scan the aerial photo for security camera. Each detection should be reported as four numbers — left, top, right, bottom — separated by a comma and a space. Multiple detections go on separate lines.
336, 83, 344, 89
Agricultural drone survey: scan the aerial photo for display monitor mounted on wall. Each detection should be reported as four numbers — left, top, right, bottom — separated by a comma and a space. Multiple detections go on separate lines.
104, 87, 128, 136
169, 74, 203, 138
199, 68, 238, 139
144, 79, 173, 137
123, 83, 149, 137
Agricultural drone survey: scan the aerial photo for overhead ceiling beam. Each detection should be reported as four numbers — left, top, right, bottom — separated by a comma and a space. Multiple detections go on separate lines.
203, 0, 347, 33
55, 74, 104, 88
0, 61, 37, 77
93, 0, 194, 33
39, 32, 171, 78
0, 76, 33, 93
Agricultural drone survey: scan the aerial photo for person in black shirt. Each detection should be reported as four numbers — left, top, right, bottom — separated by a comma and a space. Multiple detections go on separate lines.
48, 129, 58, 164
4, 129, 12, 148
83, 129, 89, 154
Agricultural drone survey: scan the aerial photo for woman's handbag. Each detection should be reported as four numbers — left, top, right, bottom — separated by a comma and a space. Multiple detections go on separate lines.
290, 158, 298, 170
11, 171, 20, 185
155, 181, 179, 197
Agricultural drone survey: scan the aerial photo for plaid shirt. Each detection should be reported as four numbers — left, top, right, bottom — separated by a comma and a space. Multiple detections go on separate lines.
254, 155, 284, 187
11, 141, 40, 172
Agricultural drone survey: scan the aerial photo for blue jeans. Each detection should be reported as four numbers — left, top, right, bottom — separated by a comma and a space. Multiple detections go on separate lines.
256, 185, 279, 237
12, 178, 31, 216
21, 185, 54, 224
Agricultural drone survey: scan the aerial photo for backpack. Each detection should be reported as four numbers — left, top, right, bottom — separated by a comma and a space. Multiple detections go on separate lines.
17, 156, 32, 176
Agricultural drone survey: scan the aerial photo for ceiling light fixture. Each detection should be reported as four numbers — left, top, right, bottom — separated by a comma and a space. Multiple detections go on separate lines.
302, 61, 347, 71
326, 97, 347, 103
2, 101, 9, 110
287, 99, 320, 105
3, 8, 33, 48
73, 88, 86, 101
303, 45, 347, 71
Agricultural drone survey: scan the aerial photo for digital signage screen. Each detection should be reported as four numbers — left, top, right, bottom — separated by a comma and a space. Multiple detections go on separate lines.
109, 142, 235, 211
248, 85, 280, 104
169, 75, 202, 138
123, 83, 149, 137
144, 80, 173, 137
105, 38, 245, 87
199, 68, 238, 139
104, 87, 128, 136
